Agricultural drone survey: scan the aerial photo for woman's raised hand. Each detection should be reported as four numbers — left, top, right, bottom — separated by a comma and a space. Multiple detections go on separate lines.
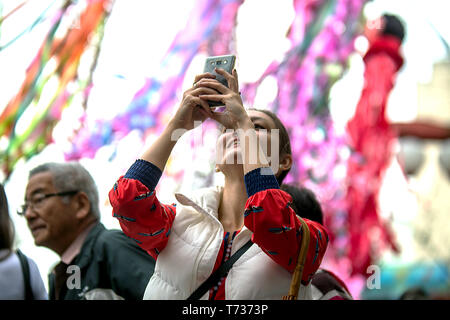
196, 68, 251, 130
169, 73, 217, 132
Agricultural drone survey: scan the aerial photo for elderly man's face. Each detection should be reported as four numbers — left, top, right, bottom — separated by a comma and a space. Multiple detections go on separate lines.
24, 172, 79, 255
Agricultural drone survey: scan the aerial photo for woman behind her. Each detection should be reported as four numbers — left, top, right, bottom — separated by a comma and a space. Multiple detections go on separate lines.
0, 183, 48, 300
109, 68, 328, 299
280, 184, 353, 300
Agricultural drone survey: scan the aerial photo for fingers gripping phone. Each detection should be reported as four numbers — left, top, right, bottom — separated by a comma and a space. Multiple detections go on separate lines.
203, 55, 236, 107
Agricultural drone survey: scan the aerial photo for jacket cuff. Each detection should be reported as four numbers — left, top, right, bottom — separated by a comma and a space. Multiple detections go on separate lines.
124, 159, 162, 191
244, 167, 279, 198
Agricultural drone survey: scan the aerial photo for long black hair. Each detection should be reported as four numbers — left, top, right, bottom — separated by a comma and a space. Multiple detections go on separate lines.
0, 183, 15, 259
280, 184, 323, 225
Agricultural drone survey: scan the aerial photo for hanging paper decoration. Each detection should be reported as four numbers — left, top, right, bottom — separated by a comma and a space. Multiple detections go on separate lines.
65, 0, 245, 163
0, 0, 113, 180
0, 0, 57, 52
344, 34, 405, 276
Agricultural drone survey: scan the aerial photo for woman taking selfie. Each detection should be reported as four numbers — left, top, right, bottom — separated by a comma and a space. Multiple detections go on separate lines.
109, 67, 328, 300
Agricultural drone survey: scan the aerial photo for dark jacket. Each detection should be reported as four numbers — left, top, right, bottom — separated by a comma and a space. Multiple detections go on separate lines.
49, 222, 155, 300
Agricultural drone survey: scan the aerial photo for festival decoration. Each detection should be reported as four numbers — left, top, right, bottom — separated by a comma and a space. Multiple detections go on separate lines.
0, 0, 113, 180
345, 33, 405, 276
65, 0, 245, 163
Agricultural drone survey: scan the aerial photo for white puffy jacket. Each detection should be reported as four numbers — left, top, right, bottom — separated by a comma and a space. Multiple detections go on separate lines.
143, 186, 312, 300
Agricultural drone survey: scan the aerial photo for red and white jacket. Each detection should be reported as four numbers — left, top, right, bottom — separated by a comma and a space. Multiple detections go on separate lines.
109, 159, 328, 299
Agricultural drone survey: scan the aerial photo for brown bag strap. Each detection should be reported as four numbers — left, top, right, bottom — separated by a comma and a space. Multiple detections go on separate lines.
283, 216, 311, 300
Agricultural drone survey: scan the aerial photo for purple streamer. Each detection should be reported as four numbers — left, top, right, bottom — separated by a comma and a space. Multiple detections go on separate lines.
66, 0, 244, 161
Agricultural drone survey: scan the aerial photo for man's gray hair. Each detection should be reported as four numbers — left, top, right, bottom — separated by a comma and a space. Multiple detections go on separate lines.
29, 162, 101, 220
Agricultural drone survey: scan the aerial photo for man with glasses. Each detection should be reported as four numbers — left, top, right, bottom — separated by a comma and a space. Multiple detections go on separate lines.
20, 162, 155, 300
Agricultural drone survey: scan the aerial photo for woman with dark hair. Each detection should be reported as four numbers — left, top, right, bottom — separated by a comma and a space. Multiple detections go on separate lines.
280, 184, 323, 225
280, 183, 353, 300
109, 68, 329, 299
0, 184, 14, 257
0, 183, 48, 299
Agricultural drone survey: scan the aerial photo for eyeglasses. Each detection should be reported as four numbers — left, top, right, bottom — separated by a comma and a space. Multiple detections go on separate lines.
17, 190, 79, 216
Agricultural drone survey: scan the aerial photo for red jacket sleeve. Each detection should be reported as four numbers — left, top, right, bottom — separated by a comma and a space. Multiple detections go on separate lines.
108, 160, 176, 260
243, 167, 329, 284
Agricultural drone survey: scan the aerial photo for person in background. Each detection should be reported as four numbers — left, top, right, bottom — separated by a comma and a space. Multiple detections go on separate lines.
20, 162, 156, 300
109, 67, 329, 299
280, 183, 353, 300
0, 183, 48, 300
280, 184, 323, 225
399, 287, 428, 300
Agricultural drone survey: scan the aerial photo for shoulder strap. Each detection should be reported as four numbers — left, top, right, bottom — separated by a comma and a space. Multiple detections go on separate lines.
282, 216, 311, 300
187, 239, 253, 300
16, 249, 34, 300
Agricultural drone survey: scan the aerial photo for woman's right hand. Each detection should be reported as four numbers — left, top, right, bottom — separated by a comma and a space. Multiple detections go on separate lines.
140, 73, 217, 171
169, 73, 217, 132
196, 68, 251, 130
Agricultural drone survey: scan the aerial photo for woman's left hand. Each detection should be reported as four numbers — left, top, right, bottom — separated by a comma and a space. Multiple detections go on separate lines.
196, 68, 251, 130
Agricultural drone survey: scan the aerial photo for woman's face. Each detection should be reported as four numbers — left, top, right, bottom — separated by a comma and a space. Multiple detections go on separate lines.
215, 110, 287, 176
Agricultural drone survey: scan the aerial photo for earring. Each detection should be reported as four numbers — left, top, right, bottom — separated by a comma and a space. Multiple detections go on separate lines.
215, 167, 220, 172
